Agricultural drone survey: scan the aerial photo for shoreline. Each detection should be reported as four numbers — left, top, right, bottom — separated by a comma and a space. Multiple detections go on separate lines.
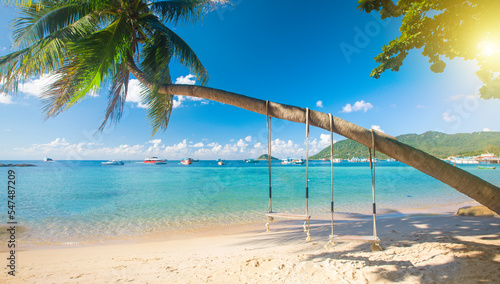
0, 199, 482, 252
1, 200, 481, 252
1, 201, 498, 283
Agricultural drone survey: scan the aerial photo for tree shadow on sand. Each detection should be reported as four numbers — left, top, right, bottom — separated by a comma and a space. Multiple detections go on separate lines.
236, 212, 500, 283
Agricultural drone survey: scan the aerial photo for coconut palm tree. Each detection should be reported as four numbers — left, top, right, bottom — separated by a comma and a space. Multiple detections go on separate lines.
1, 0, 499, 213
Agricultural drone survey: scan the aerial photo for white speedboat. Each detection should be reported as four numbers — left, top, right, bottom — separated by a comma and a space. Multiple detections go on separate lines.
44, 157, 53, 162
144, 156, 167, 164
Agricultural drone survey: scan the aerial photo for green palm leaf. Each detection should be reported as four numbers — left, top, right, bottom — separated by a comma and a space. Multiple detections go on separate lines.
140, 14, 208, 84
1, 0, 210, 134
149, 0, 208, 25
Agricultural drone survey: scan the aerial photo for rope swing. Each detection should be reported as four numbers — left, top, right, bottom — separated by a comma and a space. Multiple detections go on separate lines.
265, 104, 311, 242
326, 128, 382, 252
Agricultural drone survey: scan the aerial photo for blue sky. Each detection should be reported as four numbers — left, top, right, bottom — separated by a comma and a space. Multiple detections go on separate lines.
1, 0, 499, 160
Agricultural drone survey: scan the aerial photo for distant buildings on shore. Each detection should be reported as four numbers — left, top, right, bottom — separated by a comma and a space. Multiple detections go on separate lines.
446, 153, 499, 164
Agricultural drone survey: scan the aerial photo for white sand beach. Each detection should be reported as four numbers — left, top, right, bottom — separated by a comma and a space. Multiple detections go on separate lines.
1, 203, 499, 283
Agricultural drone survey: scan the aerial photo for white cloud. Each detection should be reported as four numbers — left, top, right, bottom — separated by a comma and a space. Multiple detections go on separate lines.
316, 100, 323, 108
442, 112, 456, 122
175, 74, 197, 85
173, 96, 184, 108
371, 125, 385, 133
448, 94, 478, 101
9, 134, 338, 160
244, 136, 252, 142
341, 100, 373, 113
163, 139, 189, 157
192, 142, 205, 147
0, 93, 14, 104
148, 139, 162, 147
126, 79, 148, 109
19, 74, 57, 97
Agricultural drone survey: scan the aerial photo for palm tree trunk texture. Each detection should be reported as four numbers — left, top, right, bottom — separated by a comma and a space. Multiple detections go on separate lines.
128, 60, 500, 214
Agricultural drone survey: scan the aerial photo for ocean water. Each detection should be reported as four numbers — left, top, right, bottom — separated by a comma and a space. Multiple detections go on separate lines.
0, 160, 498, 246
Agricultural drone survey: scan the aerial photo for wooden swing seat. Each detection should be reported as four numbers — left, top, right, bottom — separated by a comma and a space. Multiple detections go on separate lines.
266, 212, 311, 221
329, 234, 380, 243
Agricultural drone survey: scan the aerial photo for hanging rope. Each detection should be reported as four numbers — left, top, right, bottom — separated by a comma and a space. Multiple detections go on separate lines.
326, 113, 335, 248
306, 107, 309, 215
369, 129, 382, 251
267, 100, 272, 213
305, 108, 311, 241
265, 101, 272, 232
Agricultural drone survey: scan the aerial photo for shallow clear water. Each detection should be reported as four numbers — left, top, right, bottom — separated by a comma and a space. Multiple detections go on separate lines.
0, 160, 498, 245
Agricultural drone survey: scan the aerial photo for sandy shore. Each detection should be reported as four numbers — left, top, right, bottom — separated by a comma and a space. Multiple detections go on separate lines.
1, 203, 499, 283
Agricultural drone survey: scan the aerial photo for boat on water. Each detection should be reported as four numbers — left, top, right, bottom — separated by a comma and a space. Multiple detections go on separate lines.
218, 159, 225, 165
144, 156, 167, 164
478, 166, 496, 170
244, 159, 258, 163
281, 158, 305, 165
43, 157, 53, 162
181, 158, 193, 165
332, 158, 342, 163
348, 157, 369, 162
154, 161, 167, 165
192, 159, 199, 162
102, 160, 124, 165
386, 158, 396, 162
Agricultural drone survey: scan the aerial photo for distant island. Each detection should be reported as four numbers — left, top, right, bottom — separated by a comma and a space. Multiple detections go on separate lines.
0, 163, 36, 167
256, 154, 279, 160
310, 131, 500, 160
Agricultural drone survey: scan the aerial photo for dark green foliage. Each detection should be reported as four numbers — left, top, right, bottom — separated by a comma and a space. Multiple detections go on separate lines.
310, 131, 500, 160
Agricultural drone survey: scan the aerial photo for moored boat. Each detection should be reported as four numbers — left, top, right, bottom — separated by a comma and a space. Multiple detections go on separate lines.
281, 158, 304, 165
102, 160, 124, 165
144, 156, 167, 164
244, 159, 258, 163
181, 158, 193, 165
44, 157, 53, 162
478, 166, 496, 170
218, 159, 225, 166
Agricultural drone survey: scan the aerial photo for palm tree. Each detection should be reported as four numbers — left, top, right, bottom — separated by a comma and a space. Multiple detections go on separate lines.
1, 0, 499, 214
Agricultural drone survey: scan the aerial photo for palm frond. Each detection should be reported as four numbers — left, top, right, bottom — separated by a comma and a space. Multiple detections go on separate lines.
139, 14, 208, 84
41, 63, 82, 118
149, 0, 208, 25
139, 30, 175, 134
98, 61, 129, 131
140, 81, 174, 136
12, 1, 95, 49
0, 11, 100, 93
67, 13, 133, 105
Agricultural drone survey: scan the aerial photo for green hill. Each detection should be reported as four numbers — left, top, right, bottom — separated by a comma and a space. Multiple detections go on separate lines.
256, 154, 279, 160
310, 131, 500, 160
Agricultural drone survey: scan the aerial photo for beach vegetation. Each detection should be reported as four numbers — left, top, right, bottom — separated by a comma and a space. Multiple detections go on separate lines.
359, 0, 500, 99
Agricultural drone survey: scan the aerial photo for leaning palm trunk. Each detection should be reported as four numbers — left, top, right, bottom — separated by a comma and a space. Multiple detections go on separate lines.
128, 59, 500, 214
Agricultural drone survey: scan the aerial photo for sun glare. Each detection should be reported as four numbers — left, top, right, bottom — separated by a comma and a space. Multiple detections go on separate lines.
478, 41, 499, 56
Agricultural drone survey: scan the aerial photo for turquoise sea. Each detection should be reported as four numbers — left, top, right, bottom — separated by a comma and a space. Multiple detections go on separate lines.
1, 160, 499, 246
